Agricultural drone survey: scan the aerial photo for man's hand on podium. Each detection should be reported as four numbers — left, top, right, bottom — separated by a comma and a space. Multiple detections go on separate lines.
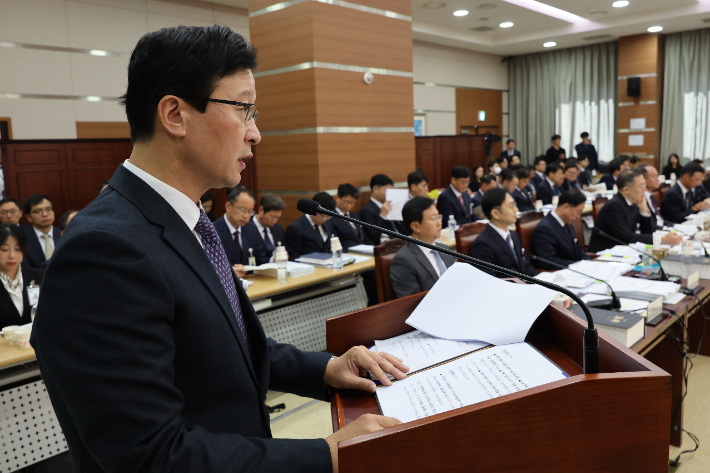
324, 345, 409, 393
325, 414, 402, 473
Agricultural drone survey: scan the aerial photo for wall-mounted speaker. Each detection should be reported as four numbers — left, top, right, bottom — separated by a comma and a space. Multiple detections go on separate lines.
627, 77, 641, 97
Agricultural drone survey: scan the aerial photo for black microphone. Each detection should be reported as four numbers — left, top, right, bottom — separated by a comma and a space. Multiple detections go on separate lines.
528, 254, 621, 310
297, 198, 600, 374
591, 228, 668, 281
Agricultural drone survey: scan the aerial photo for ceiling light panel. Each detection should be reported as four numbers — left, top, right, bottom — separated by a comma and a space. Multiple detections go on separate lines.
453, 10, 469, 16
612, 1, 629, 7
647, 25, 663, 32
499, 21, 514, 27
543, 41, 557, 47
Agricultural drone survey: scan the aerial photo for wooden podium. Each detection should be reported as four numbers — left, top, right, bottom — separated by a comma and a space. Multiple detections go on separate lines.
326, 291, 671, 473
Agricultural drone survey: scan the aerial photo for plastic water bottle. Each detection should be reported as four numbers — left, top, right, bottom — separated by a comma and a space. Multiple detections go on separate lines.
680, 240, 694, 280
670, 173, 677, 186
331, 236, 343, 271
380, 233, 390, 243
642, 245, 653, 273
275, 243, 288, 284
448, 215, 457, 233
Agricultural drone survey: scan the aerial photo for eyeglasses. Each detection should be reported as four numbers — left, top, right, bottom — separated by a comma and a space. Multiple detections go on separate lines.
234, 207, 255, 216
207, 98, 259, 125
427, 214, 443, 223
31, 207, 53, 215
0, 209, 18, 217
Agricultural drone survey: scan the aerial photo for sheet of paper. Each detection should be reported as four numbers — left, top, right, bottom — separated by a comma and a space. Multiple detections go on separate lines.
567, 260, 633, 282
347, 244, 374, 255
343, 253, 372, 264
385, 188, 409, 221
376, 343, 567, 423
628, 134, 644, 146
405, 263, 557, 345
375, 330, 489, 374
629, 118, 646, 130
664, 292, 686, 305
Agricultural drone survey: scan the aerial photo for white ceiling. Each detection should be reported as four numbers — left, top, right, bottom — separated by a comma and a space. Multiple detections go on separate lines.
205, 0, 710, 55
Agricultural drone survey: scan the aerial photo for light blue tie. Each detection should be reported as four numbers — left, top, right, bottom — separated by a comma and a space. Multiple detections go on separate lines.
433, 250, 448, 276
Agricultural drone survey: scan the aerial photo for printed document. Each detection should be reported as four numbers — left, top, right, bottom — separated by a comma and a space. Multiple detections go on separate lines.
385, 188, 409, 221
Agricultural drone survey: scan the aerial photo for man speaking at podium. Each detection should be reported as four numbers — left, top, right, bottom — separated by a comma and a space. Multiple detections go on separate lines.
30, 26, 407, 473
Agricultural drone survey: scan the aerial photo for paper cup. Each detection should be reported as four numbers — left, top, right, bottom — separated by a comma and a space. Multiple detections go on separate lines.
2, 325, 20, 345
14, 327, 31, 348
551, 196, 559, 206
535, 200, 543, 211
652, 232, 662, 248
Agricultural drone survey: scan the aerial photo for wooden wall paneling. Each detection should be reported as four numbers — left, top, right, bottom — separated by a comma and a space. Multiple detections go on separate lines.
65, 142, 124, 211
455, 89, 503, 159
254, 70, 318, 131
249, 0, 410, 14
617, 131, 657, 157
617, 104, 658, 129
618, 77, 659, 103
415, 137, 438, 187
255, 134, 320, 191
249, 3, 315, 72
618, 34, 663, 76
75, 122, 131, 139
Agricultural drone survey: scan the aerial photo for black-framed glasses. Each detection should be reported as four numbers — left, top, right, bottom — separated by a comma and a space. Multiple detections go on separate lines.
206, 98, 259, 125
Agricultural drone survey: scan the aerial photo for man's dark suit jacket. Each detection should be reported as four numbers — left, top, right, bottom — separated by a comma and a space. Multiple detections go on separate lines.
561, 179, 583, 192
695, 183, 710, 201
588, 193, 653, 252
329, 211, 363, 251
646, 193, 662, 231
536, 178, 560, 206
469, 225, 538, 278
359, 199, 404, 245
390, 241, 456, 298
530, 213, 589, 269
0, 266, 44, 328
599, 173, 616, 191
575, 142, 598, 171
22, 225, 61, 269
471, 189, 485, 209
577, 169, 592, 187
437, 186, 475, 226
511, 188, 535, 212
545, 146, 566, 164
660, 183, 705, 224
498, 150, 521, 161
213, 215, 269, 266
531, 172, 545, 190
30, 165, 333, 473
245, 217, 285, 259
284, 215, 332, 261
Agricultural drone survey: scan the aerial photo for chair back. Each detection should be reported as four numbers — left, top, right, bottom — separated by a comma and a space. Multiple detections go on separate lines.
374, 238, 407, 303
592, 196, 608, 222
515, 211, 544, 256
658, 182, 671, 202
454, 222, 488, 256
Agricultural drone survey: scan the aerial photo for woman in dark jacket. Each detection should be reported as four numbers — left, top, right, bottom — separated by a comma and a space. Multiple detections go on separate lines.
468, 166, 485, 193
0, 224, 44, 328
661, 153, 681, 180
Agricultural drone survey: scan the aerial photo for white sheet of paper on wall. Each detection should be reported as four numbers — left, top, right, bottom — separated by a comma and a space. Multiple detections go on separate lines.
628, 134, 644, 146
629, 118, 646, 130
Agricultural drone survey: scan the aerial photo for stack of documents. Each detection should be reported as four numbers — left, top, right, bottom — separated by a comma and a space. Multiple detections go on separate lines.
595, 245, 642, 264
347, 244, 374, 255
296, 252, 356, 267
243, 261, 315, 278
581, 276, 680, 302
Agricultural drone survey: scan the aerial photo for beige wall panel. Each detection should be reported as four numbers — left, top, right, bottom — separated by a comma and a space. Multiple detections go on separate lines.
66, 1, 148, 53
255, 134, 321, 190
0, 0, 70, 47
0, 49, 74, 96
249, 0, 411, 15
618, 34, 663, 77
254, 69, 319, 131
249, 4, 315, 72
316, 133, 414, 189
617, 104, 659, 130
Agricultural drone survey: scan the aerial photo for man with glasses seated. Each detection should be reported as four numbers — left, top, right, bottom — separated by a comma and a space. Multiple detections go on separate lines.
0, 198, 24, 226
437, 166, 477, 226
390, 197, 456, 298
22, 194, 60, 269
213, 186, 268, 277
285, 192, 335, 261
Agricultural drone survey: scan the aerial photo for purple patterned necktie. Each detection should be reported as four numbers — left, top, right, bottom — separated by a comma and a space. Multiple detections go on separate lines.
194, 212, 251, 353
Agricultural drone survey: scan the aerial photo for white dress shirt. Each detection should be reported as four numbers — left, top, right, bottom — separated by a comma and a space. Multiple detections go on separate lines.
489, 223, 511, 244
546, 177, 558, 190
123, 160, 203, 245
645, 190, 664, 226
678, 181, 690, 200
450, 184, 463, 200
336, 208, 358, 232
0, 269, 23, 316
420, 246, 443, 277
252, 216, 273, 245
624, 197, 651, 217
34, 226, 54, 254
223, 215, 243, 248
550, 210, 566, 227
306, 214, 328, 242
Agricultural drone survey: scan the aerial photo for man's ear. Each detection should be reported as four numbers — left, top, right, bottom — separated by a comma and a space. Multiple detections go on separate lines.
156, 95, 187, 138
410, 221, 420, 234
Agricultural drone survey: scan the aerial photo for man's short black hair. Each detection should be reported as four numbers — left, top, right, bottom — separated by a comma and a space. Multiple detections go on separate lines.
629, 156, 641, 164
558, 190, 585, 208
337, 183, 359, 200
480, 174, 497, 186
451, 166, 470, 179
481, 187, 509, 220
259, 193, 286, 212
60, 210, 79, 231
0, 198, 21, 210
617, 169, 640, 191
227, 186, 255, 204
515, 168, 530, 181
23, 194, 52, 215
488, 160, 497, 170
312, 192, 336, 212
580, 132, 589, 139
370, 174, 393, 189
617, 154, 630, 163
551, 134, 561, 141
496, 155, 509, 164
608, 159, 622, 173
683, 162, 705, 178
407, 172, 428, 188
0, 223, 28, 255
500, 168, 515, 183
564, 159, 579, 170
200, 190, 215, 204
691, 159, 705, 168
534, 155, 547, 166
506, 139, 515, 145
402, 197, 436, 235
120, 25, 258, 143
546, 163, 562, 176
577, 155, 590, 163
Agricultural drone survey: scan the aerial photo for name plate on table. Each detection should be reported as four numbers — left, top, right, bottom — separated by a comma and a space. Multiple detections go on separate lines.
646, 296, 663, 321
687, 272, 699, 291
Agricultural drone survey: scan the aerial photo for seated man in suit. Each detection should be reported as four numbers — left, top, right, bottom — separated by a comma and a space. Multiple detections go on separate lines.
498, 139, 521, 163
531, 155, 547, 189
576, 155, 592, 188
496, 155, 509, 170
628, 155, 641, 169
512, 168, 535, 212
22, 194, 61, 269
390, 197, 456, 298
360, 173, 404, 245
536, 163, 564, 205
330, 183, 364, 251
407, 171, 430, 198
469, 188, 538, 278
545, 134, 566, 164
575, 132, 598, 172
561, 160, 583, 191
589, 170, 682, 252
246, 193, 286, 259
637, 164, 664, 230
214, 186, 269, 276
285, 192, 335, 261
0, 199, 23, 225
437, 166, 477, 226
471, 174, 497, 209
599, 158, 622, 191
531, 190, 590, 269
660, 162, 710, 224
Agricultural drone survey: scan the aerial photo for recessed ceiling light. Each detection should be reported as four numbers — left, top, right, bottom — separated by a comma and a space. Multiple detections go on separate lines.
543, 42, 557, 48
612, 1, 629, 7
499, 21, 514, 28
477, 3, 497, 9
422, 2, 447, 9
453, 10, 469, 16
647, 25, 663, 32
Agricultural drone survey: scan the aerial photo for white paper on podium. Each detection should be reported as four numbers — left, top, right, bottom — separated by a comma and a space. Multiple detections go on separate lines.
376, 342, 567, 423
405, 263, 557, 345
385, 188, 409, 221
